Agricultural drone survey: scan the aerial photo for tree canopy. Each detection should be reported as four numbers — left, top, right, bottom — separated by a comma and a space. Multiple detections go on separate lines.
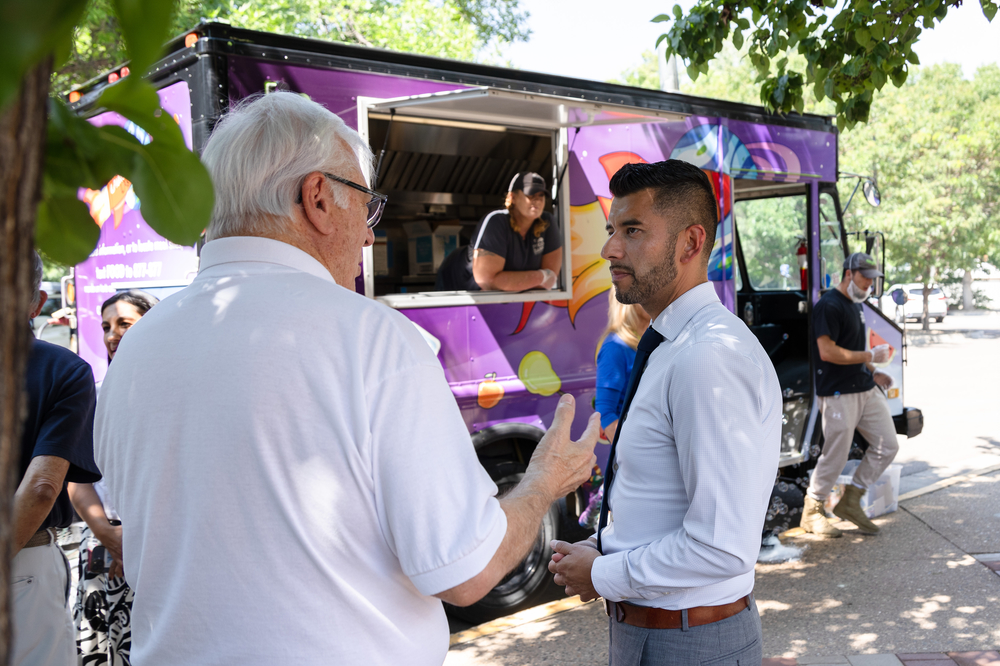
609, 49, 1000, 318
55, 0, 530, 92
654, 0, 998, 129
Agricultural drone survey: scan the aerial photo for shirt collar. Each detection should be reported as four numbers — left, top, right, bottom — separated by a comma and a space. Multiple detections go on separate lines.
198, 236, 336, 284
650, 282, 721, 341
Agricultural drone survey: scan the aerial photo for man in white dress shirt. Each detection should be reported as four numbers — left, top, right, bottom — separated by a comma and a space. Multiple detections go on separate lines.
94, 92, 598, 666
549, 160, 782, 665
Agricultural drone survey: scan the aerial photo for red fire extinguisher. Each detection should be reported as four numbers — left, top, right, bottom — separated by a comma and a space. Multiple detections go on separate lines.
795, 237, 808, 291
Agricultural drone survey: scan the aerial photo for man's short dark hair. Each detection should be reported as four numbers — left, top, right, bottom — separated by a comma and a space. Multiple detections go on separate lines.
608, 160, 718, 260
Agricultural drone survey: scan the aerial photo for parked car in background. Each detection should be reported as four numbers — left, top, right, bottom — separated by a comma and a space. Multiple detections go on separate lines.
888, 283, 948, 322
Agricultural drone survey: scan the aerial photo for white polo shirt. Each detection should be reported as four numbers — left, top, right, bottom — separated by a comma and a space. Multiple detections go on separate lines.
592, 282, 782, 609
95, 237, 507, 666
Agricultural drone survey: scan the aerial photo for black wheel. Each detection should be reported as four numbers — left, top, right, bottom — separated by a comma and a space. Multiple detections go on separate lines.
445, 469, 560, 625
935, 316, 944, 323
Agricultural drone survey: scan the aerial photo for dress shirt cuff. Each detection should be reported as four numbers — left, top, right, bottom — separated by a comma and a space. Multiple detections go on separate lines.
591, 551, 634, 602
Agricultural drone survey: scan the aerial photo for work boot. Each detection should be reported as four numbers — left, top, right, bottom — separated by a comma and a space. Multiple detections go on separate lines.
800, 496, 842, 538
833, 485, 880, 534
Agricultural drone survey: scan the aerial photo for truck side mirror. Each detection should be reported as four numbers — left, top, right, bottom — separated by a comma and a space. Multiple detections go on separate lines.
892, 288, 907, 306
863, 180, 881, 207
873, 276, 884, 299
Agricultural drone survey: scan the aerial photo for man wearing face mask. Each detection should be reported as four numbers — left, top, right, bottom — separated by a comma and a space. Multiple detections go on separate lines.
800, 252, 899, 538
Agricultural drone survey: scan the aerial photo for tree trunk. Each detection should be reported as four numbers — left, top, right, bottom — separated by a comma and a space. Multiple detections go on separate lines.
0, 58, 50, 666
922, 266, 935, 332
963, 268, 974, 311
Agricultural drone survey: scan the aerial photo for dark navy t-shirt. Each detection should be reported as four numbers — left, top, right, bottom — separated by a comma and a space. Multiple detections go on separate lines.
812, 289, 876, 397
439, 210, 561, 291
21, 337, 101, 529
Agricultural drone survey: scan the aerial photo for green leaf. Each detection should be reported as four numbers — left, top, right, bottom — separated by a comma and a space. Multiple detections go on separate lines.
0, 0, 88, 109
871, 66, 888, 90
906, 50, 921, 65
652, 13, 672, 23
100, 127, 213, 246
97, 79, 186, 149
111, 0, 177, 77
856, 26, 871, 47
736, 17, 750, 30
733, 29, 744, 50
46, 100, 132, 190
686, 62, 701, 82
673, 4, 683, 20
814, 78, 827, 101
982, 1, 998, 21
656, 33, 669, 48
890, 66, 908, 87
35, 195, 101, 265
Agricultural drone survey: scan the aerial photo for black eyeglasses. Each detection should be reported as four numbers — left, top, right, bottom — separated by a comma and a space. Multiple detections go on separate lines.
297, 172, 387, 228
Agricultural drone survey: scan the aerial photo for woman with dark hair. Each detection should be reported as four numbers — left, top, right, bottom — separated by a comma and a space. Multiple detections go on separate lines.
69, 290, 157, 665
98, 290, 159, 363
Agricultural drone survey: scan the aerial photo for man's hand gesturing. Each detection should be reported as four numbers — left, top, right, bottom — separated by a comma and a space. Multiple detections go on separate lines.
522, 395, 599, 501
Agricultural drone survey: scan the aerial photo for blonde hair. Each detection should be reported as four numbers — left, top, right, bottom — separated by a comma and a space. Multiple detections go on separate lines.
596, 289, 648, 357
504, 191, 550, 238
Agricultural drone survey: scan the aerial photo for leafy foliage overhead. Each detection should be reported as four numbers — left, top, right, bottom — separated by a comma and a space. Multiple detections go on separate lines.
2, 0, 214, 264
55, 0, 531, 92
654, 0, 998, 129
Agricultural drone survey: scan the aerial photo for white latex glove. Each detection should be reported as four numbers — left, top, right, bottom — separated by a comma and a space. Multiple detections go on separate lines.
539, 268, 558, 290
870, 344, 891, 364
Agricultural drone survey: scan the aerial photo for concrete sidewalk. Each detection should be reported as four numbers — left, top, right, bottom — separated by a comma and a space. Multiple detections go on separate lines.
445, 467, 1000, 665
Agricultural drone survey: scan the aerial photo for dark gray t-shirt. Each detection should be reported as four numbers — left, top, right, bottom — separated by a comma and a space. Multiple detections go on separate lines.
440, 210, 561, 291
812, 288, 876, 396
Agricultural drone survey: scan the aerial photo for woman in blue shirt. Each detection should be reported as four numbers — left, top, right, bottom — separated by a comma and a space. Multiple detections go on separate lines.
580, 291, 649, 528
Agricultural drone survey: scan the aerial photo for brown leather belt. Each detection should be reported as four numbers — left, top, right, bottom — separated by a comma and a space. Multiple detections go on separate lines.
605, 595, 750, 630
24, 528, 55, 549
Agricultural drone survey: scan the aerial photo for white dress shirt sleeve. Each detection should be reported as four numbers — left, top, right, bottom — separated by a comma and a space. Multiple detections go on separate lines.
592, 342, 769, 602
367, 360, 507, 597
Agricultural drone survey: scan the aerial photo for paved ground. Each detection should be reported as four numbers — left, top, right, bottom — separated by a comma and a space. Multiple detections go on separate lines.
895, 310, 1000, 494
446, 469, 1000, 665
446, 310, 1000, 665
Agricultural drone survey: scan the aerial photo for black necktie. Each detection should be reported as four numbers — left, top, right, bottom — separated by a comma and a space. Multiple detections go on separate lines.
596, 326, 665, 554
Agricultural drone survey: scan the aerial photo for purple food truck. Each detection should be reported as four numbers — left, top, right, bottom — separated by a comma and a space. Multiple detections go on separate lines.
65, 23, 922, 622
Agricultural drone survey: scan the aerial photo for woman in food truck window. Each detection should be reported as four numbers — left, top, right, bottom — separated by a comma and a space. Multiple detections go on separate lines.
438, 172, 562, 292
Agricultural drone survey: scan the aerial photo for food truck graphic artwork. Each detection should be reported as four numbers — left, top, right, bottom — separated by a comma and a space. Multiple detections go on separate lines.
67, 23, 922, 621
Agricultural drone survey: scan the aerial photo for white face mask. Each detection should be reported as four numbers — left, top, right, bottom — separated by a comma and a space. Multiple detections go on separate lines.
847, 277, 872, 303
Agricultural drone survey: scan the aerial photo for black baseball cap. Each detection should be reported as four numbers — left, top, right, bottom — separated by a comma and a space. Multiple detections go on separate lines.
843, 252, 883, 278
508, 172, 547, 196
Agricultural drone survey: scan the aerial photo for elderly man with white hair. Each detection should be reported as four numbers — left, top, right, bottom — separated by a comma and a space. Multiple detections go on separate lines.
94, 92, 598, 666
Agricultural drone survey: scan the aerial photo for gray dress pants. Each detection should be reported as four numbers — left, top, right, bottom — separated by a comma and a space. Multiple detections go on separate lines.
608, 597, 762, 666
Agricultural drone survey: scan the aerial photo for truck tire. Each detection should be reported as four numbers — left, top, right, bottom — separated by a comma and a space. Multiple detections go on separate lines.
445, 470, 560, 625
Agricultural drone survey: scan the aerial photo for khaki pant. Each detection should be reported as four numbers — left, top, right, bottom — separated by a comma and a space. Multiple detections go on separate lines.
11, 532, 76, 666
807, 387, 900, 501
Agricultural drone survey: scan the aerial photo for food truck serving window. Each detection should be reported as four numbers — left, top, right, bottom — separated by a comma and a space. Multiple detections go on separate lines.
356, 89, 687, 310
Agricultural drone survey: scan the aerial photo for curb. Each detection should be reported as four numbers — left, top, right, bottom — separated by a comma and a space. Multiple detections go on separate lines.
896, 463, 1000, 502
780, 462, 1000, 539
448, 465, 1000, 648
